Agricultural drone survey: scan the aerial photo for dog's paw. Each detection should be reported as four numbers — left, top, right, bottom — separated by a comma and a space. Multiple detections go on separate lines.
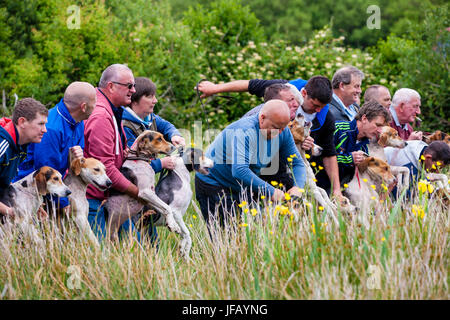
166, 215, 181, 234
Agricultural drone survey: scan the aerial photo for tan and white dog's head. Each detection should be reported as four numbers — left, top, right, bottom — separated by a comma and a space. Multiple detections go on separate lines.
377, 126, 406, 148
33, 166, 71, 197
288, 114, 323, 156
131, 130, 175, 157
70, 158, 112, 191
358, 156, 395, 187
423, 130, 450, 147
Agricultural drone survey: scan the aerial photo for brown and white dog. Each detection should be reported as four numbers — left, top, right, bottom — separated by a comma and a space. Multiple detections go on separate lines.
105, 130, 181, 242
423, 130, 450, 147
64, 157, 112, 246
368, 126, 410, 192
344, 156, 395, 215
289, 114, 354, 220
0, 166, 71, 244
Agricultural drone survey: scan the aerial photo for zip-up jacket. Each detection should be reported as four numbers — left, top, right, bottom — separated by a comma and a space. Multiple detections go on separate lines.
0, 118, 28, 193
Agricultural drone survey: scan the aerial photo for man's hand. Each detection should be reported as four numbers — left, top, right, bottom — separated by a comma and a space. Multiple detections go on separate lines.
171, 136, 186, 148
408, 131, 423, 141
161, 156, 177, 170
196, 81, 218, 99
271, 189, 285, 202
70, 146, 84, 160
36, 206, 48, 221
352, 150, 366, 165
287, 186, 304, 198
301, 136, 315, 151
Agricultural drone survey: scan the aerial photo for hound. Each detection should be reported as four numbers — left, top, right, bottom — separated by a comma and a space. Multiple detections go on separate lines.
64, 157, 112, 246
0, 166, 71, 244
368, 126, 410, 192
423, 130, 450, 147
344, 156, 395, 215
143, 147, 214, 258
105, 130, 181, 242
288, 114, 354, 220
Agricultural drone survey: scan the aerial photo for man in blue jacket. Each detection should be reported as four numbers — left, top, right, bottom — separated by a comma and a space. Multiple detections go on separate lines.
334, 101, 391, 184
14, 82, 96, 213
195, 99, 306, 229
0, 98, 48, 219
197, 76, 343, 196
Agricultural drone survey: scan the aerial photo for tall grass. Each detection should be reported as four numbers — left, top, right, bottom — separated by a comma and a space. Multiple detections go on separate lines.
0, 177, 448, 299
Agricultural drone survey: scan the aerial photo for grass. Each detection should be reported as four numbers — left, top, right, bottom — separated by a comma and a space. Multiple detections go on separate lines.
0, 174, 448, 300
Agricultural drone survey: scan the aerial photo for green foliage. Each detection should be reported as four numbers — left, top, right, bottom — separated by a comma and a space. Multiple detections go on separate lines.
371, 4, 450, 131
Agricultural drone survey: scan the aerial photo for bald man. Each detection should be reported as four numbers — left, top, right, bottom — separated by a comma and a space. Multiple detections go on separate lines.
195, 99, 306, 229
14, 81, 97, 211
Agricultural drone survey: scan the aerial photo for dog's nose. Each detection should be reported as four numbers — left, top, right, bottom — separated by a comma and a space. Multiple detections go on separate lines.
404, 141, 408, 146
65, 189, 72, 197
106, 180, 112, 188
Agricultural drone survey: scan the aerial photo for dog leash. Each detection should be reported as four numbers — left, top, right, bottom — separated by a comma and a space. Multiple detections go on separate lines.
195, 79, 236, 134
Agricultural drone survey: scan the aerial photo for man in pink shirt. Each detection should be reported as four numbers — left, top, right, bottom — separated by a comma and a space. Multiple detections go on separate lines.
84, 64, 141, 241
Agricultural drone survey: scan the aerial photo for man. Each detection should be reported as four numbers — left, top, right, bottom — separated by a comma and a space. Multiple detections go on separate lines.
0, 98, 48, 219
329, 66, 365, 121
197, 76, 343, 197
363, 85, 392, 108
14, 82, 96, 212
195, 100, 306, 228
334, 101, 391, 184
385, 140, 450, 182
84, 64, 142, 241
389, 88, 422, 141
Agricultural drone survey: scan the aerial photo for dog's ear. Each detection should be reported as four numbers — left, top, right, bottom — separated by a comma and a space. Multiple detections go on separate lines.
33, 169, 48, 195
71, 158, 85, 176
358, 157, 373, 173
378, 133, 387, 147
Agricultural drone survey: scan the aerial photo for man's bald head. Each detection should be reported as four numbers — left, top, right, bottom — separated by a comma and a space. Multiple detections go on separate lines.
259, 99, 290, 139
63, 81, 97, 122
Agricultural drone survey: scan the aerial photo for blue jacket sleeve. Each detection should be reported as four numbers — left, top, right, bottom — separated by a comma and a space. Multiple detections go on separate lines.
154, 115, 181, 142
150, 158, 163, 173
231, 130, 276, 196
123, 126, 136, 148
334, 130, 354, 168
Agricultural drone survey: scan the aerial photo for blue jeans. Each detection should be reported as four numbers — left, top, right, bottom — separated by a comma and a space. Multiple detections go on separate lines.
87, 199, 141, 242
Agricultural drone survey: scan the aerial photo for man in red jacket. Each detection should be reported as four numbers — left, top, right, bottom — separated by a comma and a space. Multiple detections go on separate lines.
389, 88, 422, 141
84, 64, 141, 241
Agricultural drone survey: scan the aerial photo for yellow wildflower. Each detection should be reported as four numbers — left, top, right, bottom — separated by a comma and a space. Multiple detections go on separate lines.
243, 208, 249, 213
287, 157, 293, 162
432, 164, 437, 170
193, 215, 197, 219
318, 206, 324, 211
260, 195, 266, 200
412, 204, 425, 219
318, 165, 324, 170
284, 193, 291, 201
436, 161, 442, 166
427, 183, 434, 193
239, 223, 248, 228
238, 201, 247, 208
418, 180, 428, 194
381, 237, 386, 242
371, 185, 376, 190
305, 154, 311, 159
343, 183, 349, 188
271, 181, 278, 186
250, 208, 258, 216
311, 224, 316, 235
420, 155, 426, 161
363, 178, 368, 182
313, 178, 318, 182
311, 162, 317, 167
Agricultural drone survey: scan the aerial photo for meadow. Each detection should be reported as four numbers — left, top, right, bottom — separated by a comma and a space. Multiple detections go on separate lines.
0, 174, 448, 300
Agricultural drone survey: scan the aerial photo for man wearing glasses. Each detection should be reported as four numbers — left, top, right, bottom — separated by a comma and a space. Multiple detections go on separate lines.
84, 63, 141, 241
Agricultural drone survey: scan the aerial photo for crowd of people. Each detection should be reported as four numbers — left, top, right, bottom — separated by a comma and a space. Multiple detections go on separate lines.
1, 63, 449, 241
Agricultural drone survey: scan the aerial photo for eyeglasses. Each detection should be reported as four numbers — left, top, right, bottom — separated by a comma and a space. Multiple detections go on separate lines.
111, 81, 136, 90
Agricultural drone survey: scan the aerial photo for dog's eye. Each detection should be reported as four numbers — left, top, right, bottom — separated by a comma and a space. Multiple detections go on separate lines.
94, 168, 100, 172
53, 177, 59, 181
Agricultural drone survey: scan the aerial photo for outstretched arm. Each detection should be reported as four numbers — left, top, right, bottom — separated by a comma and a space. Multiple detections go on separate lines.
196, 80, 250, 98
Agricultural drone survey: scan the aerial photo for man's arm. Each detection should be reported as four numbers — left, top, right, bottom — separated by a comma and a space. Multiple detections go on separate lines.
197, 80, 250, 98
0, 201, 14, 219
322, 156, 342, 196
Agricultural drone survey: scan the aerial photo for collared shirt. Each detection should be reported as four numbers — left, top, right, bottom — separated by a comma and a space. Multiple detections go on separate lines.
333, 93, 357, 121
389, 105, 409, 131
296, 105, 317, 124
